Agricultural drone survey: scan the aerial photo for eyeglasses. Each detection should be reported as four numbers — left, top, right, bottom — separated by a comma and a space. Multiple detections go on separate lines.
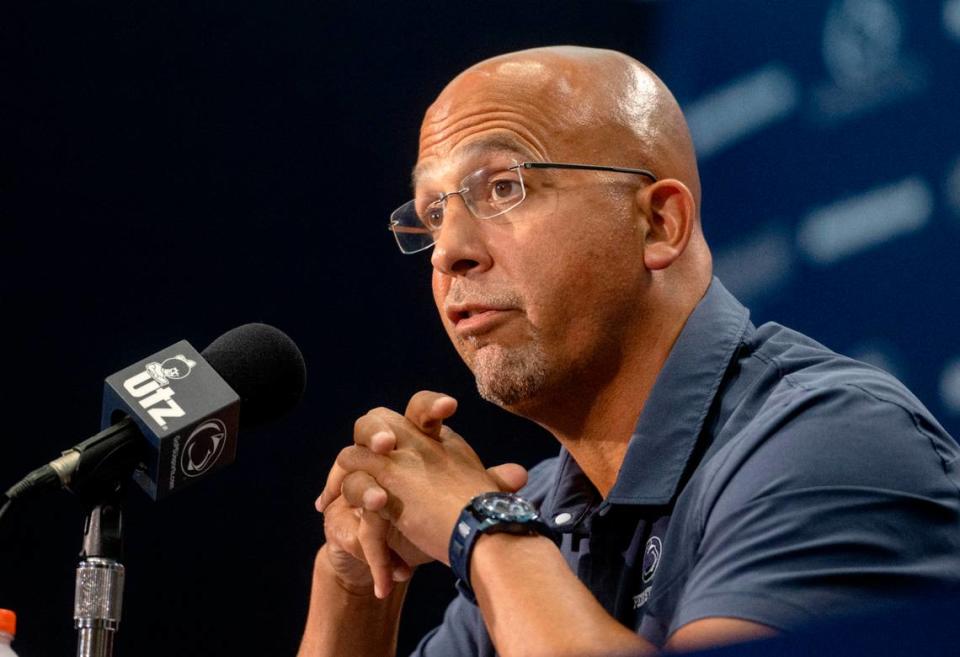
388, 161, 658, 254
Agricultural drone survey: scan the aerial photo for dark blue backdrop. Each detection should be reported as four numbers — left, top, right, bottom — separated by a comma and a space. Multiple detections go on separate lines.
2, 1, 958, 656
657, 0, 960, 431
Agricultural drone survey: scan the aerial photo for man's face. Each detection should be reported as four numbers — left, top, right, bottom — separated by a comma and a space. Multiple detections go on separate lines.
415, 68, 652, 410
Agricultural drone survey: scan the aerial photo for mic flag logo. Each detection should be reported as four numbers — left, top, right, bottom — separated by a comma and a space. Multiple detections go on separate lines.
181, 419, 228, 477
122, 355, 199, 428
146, 355, 197, 386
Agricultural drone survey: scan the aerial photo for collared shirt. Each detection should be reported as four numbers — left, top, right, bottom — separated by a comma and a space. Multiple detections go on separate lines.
411, 278, 960, 656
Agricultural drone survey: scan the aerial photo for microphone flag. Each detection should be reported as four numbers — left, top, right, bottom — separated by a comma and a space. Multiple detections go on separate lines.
101, 340, 240, 500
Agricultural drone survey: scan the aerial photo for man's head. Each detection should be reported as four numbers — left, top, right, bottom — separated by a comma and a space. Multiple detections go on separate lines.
410, 46, 711, 414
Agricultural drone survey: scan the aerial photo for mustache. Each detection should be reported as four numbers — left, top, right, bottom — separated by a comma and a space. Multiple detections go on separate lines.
447, 282, 524, 308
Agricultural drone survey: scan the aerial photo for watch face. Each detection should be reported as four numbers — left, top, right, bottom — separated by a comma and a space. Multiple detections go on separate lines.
473, 492, 539, 522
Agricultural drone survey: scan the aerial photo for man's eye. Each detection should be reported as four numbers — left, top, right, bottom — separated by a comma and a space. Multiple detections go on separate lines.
423, 205, 444, 230
490, 179, 522, 202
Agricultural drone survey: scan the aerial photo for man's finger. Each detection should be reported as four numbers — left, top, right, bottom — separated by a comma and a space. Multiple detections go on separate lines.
405, 390, 458, 439
316, 459, 349, 513
321, 497, 365, 562
357, 509, 396, 599
354, 410, 398, 453
340, 470, 406, 599
392, 562, 413, 583
341, 471, 388, 512
318, 410, 400, 513
317, 446, 388, 512
486, 462, 529, 492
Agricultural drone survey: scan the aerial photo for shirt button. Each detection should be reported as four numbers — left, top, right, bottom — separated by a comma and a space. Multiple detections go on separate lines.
553, 512, 573, 525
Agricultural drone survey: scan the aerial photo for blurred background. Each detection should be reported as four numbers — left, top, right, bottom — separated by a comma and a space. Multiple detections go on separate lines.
2, 1, 958, 655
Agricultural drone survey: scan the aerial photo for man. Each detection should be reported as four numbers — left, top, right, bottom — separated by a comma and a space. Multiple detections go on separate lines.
298, 47, 960, 656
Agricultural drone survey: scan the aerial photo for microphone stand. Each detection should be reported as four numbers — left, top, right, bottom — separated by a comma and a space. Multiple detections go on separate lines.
74, 489, 125, 657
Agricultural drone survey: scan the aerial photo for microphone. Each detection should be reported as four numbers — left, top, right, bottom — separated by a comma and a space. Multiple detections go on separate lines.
3, 323, 307, 504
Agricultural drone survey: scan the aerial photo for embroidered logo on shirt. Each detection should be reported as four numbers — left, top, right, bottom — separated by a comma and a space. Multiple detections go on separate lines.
642, 536, 663, 584
633, 587, 653, 609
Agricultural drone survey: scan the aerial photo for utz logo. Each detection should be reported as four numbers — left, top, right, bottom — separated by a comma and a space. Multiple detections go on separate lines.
146, 355, 197, 386
180, 419, 228, 477
122, 354, 197, 428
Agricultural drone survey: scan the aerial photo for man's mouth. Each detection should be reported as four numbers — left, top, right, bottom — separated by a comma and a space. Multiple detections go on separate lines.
446, 303, 518, 336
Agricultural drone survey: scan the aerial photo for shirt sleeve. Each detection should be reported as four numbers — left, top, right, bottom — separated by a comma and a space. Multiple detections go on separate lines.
408, 592, 495, 657
668, 381, 960, 637
408, 456, 561, 656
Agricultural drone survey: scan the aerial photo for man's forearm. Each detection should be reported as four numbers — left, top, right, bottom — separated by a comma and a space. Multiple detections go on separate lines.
298, 545, 409, 657
471, 533, 657, 657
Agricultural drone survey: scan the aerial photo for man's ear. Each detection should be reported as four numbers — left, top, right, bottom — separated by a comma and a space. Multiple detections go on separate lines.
638, 179, 696, 271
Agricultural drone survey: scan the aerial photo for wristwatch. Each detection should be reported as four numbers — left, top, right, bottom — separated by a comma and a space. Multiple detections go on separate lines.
448, 491, 560, 602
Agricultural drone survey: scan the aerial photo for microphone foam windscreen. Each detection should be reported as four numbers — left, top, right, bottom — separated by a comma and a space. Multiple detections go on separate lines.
201, 323, 307, 428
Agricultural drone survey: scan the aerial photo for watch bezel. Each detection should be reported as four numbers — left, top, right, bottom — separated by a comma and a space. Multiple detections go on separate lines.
470, 491, 540, 523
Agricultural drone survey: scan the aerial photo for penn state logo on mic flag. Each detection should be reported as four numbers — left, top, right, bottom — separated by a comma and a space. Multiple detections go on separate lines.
181, 419, 228, 477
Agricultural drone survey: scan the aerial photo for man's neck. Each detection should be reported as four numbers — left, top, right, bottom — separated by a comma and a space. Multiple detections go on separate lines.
525, 295, 697, 498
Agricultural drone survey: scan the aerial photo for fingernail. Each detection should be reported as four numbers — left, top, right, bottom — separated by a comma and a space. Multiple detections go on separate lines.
371, 430, 394, 452
374, 584, 383, 598
315, 495, 325, 512
362, 487, 384, 509
392, 567, 410, 582
435, 395, 457, 413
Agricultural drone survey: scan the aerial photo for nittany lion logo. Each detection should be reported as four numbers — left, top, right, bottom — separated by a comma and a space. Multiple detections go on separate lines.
642, 536, 663, 584
181, 419, 228, 477
145, 355, 197, 386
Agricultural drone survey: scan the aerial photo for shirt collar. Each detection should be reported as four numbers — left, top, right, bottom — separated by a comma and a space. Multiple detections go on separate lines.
606, 276, 750, 506
544, 277, 750, 522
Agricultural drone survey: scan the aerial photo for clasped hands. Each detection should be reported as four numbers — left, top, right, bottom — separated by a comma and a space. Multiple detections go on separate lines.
315, 391, 529, 599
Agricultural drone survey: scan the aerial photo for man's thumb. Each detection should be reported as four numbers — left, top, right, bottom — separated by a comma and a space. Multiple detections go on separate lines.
486, 463, 529, 493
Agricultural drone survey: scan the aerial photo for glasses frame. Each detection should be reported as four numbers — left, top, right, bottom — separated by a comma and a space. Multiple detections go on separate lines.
388, 160, 659, 254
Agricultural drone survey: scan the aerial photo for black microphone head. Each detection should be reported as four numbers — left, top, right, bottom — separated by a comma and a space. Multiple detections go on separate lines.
201, 323, 307, 429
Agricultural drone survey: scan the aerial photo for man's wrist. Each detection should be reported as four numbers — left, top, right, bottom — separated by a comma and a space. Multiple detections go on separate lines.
449, 493, 559, 600
469, 533, 560, 596
473, 531, 558, 559
300, 546, 410, 657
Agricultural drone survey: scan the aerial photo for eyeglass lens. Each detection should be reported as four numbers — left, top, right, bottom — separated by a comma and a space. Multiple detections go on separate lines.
390, 165, 526, 254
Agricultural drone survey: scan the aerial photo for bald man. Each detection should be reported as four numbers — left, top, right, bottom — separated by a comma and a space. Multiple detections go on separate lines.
298, 47, 960, 656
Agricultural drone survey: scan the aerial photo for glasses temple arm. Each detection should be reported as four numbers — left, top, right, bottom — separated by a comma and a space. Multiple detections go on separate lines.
521, 161, 657, 182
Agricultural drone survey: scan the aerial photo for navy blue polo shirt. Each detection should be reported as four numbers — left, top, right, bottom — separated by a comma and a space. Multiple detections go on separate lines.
411, 278, 960, 656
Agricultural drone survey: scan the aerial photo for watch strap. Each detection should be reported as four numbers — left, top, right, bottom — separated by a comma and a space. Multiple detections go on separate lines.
448, 495, 559, 603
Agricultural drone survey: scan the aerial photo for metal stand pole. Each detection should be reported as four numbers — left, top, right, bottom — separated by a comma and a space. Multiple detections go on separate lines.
75, 500, 125, 657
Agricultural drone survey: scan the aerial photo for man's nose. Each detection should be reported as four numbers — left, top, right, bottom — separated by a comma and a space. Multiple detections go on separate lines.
430, 196, 492, 276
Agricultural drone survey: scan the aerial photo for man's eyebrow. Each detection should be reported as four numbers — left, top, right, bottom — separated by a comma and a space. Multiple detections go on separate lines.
411, 136, 536, 191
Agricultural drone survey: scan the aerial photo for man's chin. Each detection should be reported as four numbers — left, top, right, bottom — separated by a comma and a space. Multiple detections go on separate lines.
470, 343, 548, 408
